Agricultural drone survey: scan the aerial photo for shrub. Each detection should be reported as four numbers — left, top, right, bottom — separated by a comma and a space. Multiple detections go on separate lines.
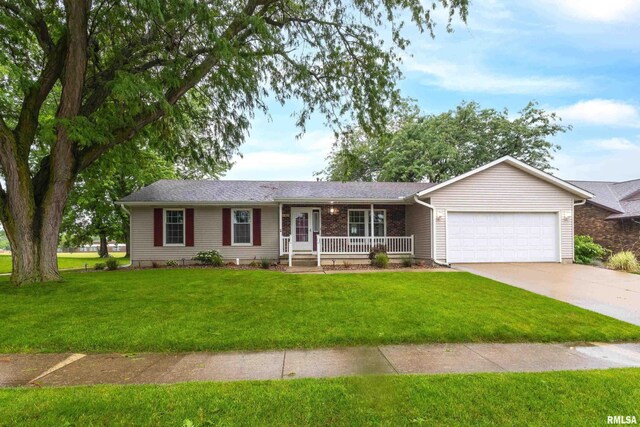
372, 252, 389, 269
151, 261, 160, 268
607, 251, 639, 272
94, 262, 106, 270
368, 244, 387, 261
574, 235, 607, 265
248, 260, 259, 268
400, 256, 413, 268
192, 250, 224, 267
342, 260, 352, 268
260, 258, 271, 269
166, 260, 178, 267
105, 257, 119, 271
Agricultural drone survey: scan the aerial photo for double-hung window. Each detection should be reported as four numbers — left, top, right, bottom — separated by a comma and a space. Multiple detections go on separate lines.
348, 210, 367, 237
232, 209, 252, 245
164, 209, 185, 245
348, 209, 386, 237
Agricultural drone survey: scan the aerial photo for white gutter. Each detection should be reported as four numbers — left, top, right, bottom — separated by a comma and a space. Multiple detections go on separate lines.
413, 196, 435, 210
413, 196, 448, 267
574, 199, 587, 206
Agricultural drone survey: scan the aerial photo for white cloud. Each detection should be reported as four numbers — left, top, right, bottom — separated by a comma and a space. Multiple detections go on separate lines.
554, 151, 640, 181
404, 58, 581, 95
223, 130, 335, 180
555, 99, 640, 127
539, 0, 640, 23
589, 137, 640, 151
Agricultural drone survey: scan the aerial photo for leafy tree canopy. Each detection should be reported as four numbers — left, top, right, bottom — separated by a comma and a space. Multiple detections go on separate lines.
318, 101, 569, 182
0, 0, 469, 283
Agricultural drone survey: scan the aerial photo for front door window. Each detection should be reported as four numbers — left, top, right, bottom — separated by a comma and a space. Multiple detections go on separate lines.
295, 212, 309, 242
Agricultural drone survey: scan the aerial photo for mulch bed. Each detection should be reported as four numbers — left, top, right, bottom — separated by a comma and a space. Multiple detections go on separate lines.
323, 263, 436, 271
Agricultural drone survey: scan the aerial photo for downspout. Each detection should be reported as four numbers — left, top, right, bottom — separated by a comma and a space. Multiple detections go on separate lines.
413, 196, 448, 267
571, 200, 587, 264
119, 204, 133, 268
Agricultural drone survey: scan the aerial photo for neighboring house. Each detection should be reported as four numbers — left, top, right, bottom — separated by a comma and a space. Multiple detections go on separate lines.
118, 156, 593, 267
568, 179, 640, 258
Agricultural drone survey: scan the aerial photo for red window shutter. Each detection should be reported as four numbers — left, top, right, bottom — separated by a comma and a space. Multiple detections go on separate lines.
153, 208, 163, 247
185, 208, 195, 247
222, 208, 231, 246
253, 208, 261, 246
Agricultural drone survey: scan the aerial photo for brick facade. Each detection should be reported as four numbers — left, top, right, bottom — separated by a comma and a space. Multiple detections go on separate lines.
281, 204, 407, 237
574, 202, 640, 257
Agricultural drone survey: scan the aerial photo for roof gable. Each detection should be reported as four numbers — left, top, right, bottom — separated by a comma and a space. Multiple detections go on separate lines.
417, 156, 594, 199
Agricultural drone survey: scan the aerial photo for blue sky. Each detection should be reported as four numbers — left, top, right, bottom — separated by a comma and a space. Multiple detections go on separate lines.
224, 0, 640, 182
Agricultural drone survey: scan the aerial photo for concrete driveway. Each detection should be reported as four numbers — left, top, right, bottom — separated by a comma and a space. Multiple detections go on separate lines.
453, 263, 640, 326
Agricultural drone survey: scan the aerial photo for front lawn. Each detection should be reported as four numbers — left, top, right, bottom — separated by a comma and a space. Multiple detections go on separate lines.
1, 269, 639, 353
0, 252, 128, 274
1, 369, 639, 425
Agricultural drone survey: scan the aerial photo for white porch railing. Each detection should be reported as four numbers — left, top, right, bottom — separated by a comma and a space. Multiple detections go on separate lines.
282, 234, 414, 267
280, 234, 290, 256
318, 236, 414, 255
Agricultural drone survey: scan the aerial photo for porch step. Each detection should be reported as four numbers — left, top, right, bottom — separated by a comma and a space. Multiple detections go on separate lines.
279, 254, 318, 267
291, 258, 318, 267
286, 266, 324, 274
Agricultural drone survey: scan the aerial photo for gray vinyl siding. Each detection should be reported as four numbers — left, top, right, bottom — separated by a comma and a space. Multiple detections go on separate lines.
427, 163, 575, 262
130, 205, 280, 264
405, 202, 431, 260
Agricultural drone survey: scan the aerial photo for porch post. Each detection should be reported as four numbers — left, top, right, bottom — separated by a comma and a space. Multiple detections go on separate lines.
278, 203, 283, 256
288, 233, 293, 267
370, 203, 375, 249
317, 233, 321, 267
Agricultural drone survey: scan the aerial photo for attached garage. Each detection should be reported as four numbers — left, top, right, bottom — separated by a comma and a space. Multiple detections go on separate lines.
447, 212, 559, 263
413, 156, 594, 265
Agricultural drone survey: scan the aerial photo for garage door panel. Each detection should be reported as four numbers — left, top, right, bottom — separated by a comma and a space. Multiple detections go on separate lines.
447, 212, 559, 263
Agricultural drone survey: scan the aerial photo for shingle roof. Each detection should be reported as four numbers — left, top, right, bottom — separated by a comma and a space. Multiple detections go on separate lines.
568, 179, 640, 220
119, 180, 436, 204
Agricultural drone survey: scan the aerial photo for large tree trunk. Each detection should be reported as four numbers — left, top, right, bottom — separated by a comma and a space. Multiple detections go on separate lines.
98, 234, 109, 258
2, 195, 68, 285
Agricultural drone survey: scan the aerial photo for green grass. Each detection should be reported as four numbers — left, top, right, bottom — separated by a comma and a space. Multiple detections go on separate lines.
1, 269, 639, 353
0, 252, 128, 274
1, 369, 639, 425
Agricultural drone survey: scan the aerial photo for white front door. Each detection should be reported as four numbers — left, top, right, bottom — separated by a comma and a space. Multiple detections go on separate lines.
447, 212, 559, 263
292, 208, 313, 251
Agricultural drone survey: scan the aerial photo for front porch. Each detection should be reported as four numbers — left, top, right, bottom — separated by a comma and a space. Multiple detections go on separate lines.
278, 203, 414, 266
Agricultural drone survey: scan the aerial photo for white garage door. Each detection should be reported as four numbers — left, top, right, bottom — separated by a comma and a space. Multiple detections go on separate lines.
447, 212, 559, 263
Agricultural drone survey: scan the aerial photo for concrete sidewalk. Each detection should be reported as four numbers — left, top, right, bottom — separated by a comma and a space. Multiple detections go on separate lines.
2, 342, 640, 388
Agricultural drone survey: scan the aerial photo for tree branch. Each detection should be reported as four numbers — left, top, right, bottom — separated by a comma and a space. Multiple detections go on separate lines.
0, 0, 54, 53
24, 0, 54, 53
14, 35, 67, 156
77, 0, 262, 170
